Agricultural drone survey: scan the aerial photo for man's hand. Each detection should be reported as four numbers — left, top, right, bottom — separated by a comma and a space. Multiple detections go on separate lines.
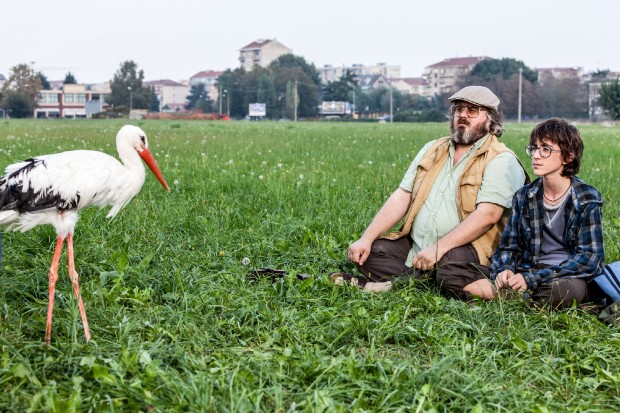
348, 238, 373, 266
412, 244, 444, 271
495, 269, 527, 292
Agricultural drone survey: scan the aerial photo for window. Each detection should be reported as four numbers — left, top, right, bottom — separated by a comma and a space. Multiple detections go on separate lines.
77, 94, 86, 103
64, 94, 74, 103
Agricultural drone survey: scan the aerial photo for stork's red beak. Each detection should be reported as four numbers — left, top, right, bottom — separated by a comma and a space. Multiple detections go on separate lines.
139, 148, 170, 191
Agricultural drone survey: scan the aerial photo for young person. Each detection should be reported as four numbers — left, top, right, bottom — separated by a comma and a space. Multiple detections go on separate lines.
439, 118, 605, 308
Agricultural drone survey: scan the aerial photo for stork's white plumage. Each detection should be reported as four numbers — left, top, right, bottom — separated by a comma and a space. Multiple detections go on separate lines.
0, 125, 169, 343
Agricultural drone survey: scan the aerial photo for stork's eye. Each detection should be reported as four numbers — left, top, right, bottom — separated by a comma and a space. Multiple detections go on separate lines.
140, 135, 146, 144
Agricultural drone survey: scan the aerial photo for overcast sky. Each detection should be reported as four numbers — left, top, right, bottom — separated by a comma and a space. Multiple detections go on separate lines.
1, 0, 617, 84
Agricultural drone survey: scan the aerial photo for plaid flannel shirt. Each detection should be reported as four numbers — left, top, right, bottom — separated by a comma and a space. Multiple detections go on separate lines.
490, 176, 604, 290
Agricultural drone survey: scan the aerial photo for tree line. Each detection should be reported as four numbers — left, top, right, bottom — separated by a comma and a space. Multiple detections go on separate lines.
2, 57, 620, 121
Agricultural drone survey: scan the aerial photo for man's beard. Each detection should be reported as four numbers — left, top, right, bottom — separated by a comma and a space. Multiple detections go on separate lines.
450, 117, 490, 145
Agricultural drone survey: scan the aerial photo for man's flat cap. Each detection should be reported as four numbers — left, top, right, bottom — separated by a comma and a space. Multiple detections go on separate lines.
449, 86, 500, 111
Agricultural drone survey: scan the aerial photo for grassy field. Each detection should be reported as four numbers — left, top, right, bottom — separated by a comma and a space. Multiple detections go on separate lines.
0, 119, 619, 412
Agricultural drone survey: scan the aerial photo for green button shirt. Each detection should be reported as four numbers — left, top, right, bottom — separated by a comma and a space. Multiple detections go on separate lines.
399, 135, 525, 266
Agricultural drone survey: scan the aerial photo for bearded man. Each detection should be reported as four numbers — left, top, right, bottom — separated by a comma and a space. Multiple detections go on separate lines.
330, 86, 528, 293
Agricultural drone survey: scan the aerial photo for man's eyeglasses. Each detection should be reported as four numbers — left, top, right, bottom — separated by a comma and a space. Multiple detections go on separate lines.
451, 104, 486, 118
525, 145, 562, 158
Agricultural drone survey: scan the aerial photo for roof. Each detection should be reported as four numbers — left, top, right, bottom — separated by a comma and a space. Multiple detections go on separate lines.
536, 67, 582, 72
358, 74, 388, 88
426, 57, 488, 68
391, 77, 425, 86
144, 79, 186, 87
240, 39, 274, 50
190, 70, 223, 79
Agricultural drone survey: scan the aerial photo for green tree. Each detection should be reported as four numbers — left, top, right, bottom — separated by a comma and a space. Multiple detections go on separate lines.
185, 83, 212, 113
269, 54, 320, 118
148, 87, 160, 112
470, 58, 538, 82
216, 68, 245, 117
1, 63, 41, 118
283, 80, 299, 119
598, 78, 620, 120
63, 72, 77, 84
3, 92, 35, 118
459, 58, 539, 118
239, 66, 274, 117
108, 60, 150, 112
256, 73, 277, 119
539, 77, 588, 119
321, 70, 357, 102
38, 72, 51, 90
591, 69, 610, 80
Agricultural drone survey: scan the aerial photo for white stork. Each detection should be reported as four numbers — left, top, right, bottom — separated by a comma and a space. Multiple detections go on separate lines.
0, 125, 170, 343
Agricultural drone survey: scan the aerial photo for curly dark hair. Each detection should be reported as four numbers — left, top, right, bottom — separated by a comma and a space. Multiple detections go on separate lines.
529, 117, 583, 177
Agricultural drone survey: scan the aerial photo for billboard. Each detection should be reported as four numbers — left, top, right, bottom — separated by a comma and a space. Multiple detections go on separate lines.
320, 101, 351, 115
249, 103, 267, 117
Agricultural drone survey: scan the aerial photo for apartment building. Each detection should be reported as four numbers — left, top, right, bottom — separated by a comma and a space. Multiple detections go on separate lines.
36, 83, 110, 118
423, 56, 488, 96
144, 79, 189, 112
319, 63, 400, 84
238, 39, 292, 71
536, 67, 584, 85
389, 77, 427, 96
189, 70, 223, 102
357, 74, 390, 91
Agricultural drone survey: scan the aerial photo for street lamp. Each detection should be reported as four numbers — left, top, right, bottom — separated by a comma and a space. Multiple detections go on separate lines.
389, 86, 393, 123
219, 85, 223, 114
348, 81, 356, 118
127, 86, 133, 114
224, 89, 230, 117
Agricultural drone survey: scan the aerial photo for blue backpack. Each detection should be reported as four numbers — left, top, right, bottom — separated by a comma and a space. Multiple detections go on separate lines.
594, 262, 620, 302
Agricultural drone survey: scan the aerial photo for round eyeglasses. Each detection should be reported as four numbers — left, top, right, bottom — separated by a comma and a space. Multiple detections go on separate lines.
451, 104, 486, 118
525, 145, 562, 158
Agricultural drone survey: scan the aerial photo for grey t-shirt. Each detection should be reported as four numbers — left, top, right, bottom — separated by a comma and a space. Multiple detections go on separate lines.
539, 199, 571, 265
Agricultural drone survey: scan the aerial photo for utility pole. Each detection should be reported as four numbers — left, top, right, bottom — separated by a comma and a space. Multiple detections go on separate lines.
219, 85, 222, 114
351, 83, 356, 118
389, 86, 393, 124
294, 80, 298, 122
128, 86, 133, 115
518, 68, 523, 124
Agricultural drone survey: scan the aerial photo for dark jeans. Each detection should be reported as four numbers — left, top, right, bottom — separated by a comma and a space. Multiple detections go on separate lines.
438, 261, 590, 309
356, 237, 479, 284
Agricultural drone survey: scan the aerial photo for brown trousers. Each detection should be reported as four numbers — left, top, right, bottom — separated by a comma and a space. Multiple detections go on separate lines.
356, 237, 479, 283
357, 237, 589, 308
436, 261, 589, 309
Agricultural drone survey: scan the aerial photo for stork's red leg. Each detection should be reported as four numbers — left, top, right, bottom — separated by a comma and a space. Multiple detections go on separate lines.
66, 232, 91, 342
45, 236, 64, 344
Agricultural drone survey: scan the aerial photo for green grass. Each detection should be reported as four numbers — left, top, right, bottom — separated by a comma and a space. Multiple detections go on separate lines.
1, 119, 619, 412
